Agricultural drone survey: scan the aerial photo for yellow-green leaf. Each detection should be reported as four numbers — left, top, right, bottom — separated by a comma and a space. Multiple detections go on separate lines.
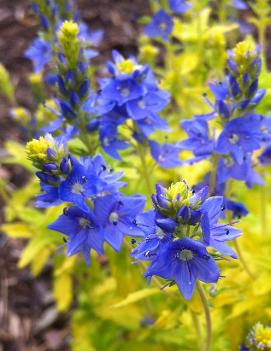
1, 223, 33, 238
112, 288, 160, 308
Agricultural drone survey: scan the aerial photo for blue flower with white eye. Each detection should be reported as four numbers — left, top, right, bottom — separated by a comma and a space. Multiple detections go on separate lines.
48, 206, 104, 265
131, 210, 173, 261
144, 10, 173, 41
149, 140, 182, 168
132, 181, 242, 299
216, 155, 263, 187
59, 154, 125, 210
48, 193, 146, 264
96, 50, 170, 163
126, 90, 170, 121
92, 194, 146, 251
200, 197, 241, 258
135, 113, 170, 139
169, 0, 192, 13
25, 38, 53, 72
145, 237, 220, 300
216, 115, 262, 164
99, 120, 129, 160
101, 77, 144, 106
179, 118, 214, 159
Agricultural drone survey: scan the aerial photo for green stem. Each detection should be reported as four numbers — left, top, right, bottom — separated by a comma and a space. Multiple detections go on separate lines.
209, 155, 218, 196
190, 310, 202, 350
259, 23, 266, 70
260, 174, 267, 236
233, 240, 255, 280
137, 143, 153, 198
196, 282, 212, 351
224, 182, 255, 280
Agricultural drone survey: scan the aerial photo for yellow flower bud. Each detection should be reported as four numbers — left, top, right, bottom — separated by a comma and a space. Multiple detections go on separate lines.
57, 20, 80, 65
166, 181, 191, 207
248, 322, 271, 350
26, 136, 52, 164
116, 59, 138, 75
11, 107, 31, 124
139, 44, 158, 63
29, 72, 43, 85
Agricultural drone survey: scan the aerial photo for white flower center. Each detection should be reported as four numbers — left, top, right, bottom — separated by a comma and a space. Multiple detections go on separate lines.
176, 249, 193, 261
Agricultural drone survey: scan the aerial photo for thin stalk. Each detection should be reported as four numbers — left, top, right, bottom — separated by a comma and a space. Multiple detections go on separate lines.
190, 310, 202, 350
233, 240, 255, 279
225, 182, 255, 279
209, 155, 218, 196
137, 143, 153, 198
258, 22, 266, 71
260, 173, 267, 236
196, 282, 212, 351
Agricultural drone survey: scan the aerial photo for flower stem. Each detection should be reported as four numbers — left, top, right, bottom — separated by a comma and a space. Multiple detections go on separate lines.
233, 239, 255, 279
137, 143, 153, 199
260, 176, 267, 236
196, 282, 212, 351
190, 310, 202, 350
209, 155, 218, 196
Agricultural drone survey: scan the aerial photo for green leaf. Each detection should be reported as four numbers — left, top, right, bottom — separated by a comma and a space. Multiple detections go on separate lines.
111, 288, 160, 308
53, 272, 73, 312
1, 222, 33, 238
3, 141, 34, 172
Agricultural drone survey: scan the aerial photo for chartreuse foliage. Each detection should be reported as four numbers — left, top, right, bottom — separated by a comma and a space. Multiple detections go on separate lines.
1, 1, 271, 351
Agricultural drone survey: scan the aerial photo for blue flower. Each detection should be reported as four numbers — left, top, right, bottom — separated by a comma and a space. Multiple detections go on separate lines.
179, 118, 213, 159
59, 154, 125, 210
149, 140, 182, 168
92, 194, 146, 251
232, 0, 248, 10
216, 155, 263, 187
25, 38, 53, 72
79, 22, 103, 46
48, 206, 104, 265
99, 120, 129, 160
131, 210, 173, 261
49, 193, 146, 264
169, 0, 192, 13
101, 77, 144, 106
145, 237, 220, 299
136, 113, 170, 138
259, 146, 271, 165
36, 183, 62, 208
225, 199, 249, 219
126, 91, 170, 120
132, 181, 241, 298
201, 197, 241, 258
216, 115, 262, 164
144, 10, 173, 41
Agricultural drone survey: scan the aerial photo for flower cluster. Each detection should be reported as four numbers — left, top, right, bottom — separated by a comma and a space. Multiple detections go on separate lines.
242, 322, 271, 351
26, 6, 181, 168
132, 181, 241, 299
88, 50, 181, 167
26, 134, 146, 264
25, 0, 103, 74
145, 1, 192, 41
179, 40, 271, 218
